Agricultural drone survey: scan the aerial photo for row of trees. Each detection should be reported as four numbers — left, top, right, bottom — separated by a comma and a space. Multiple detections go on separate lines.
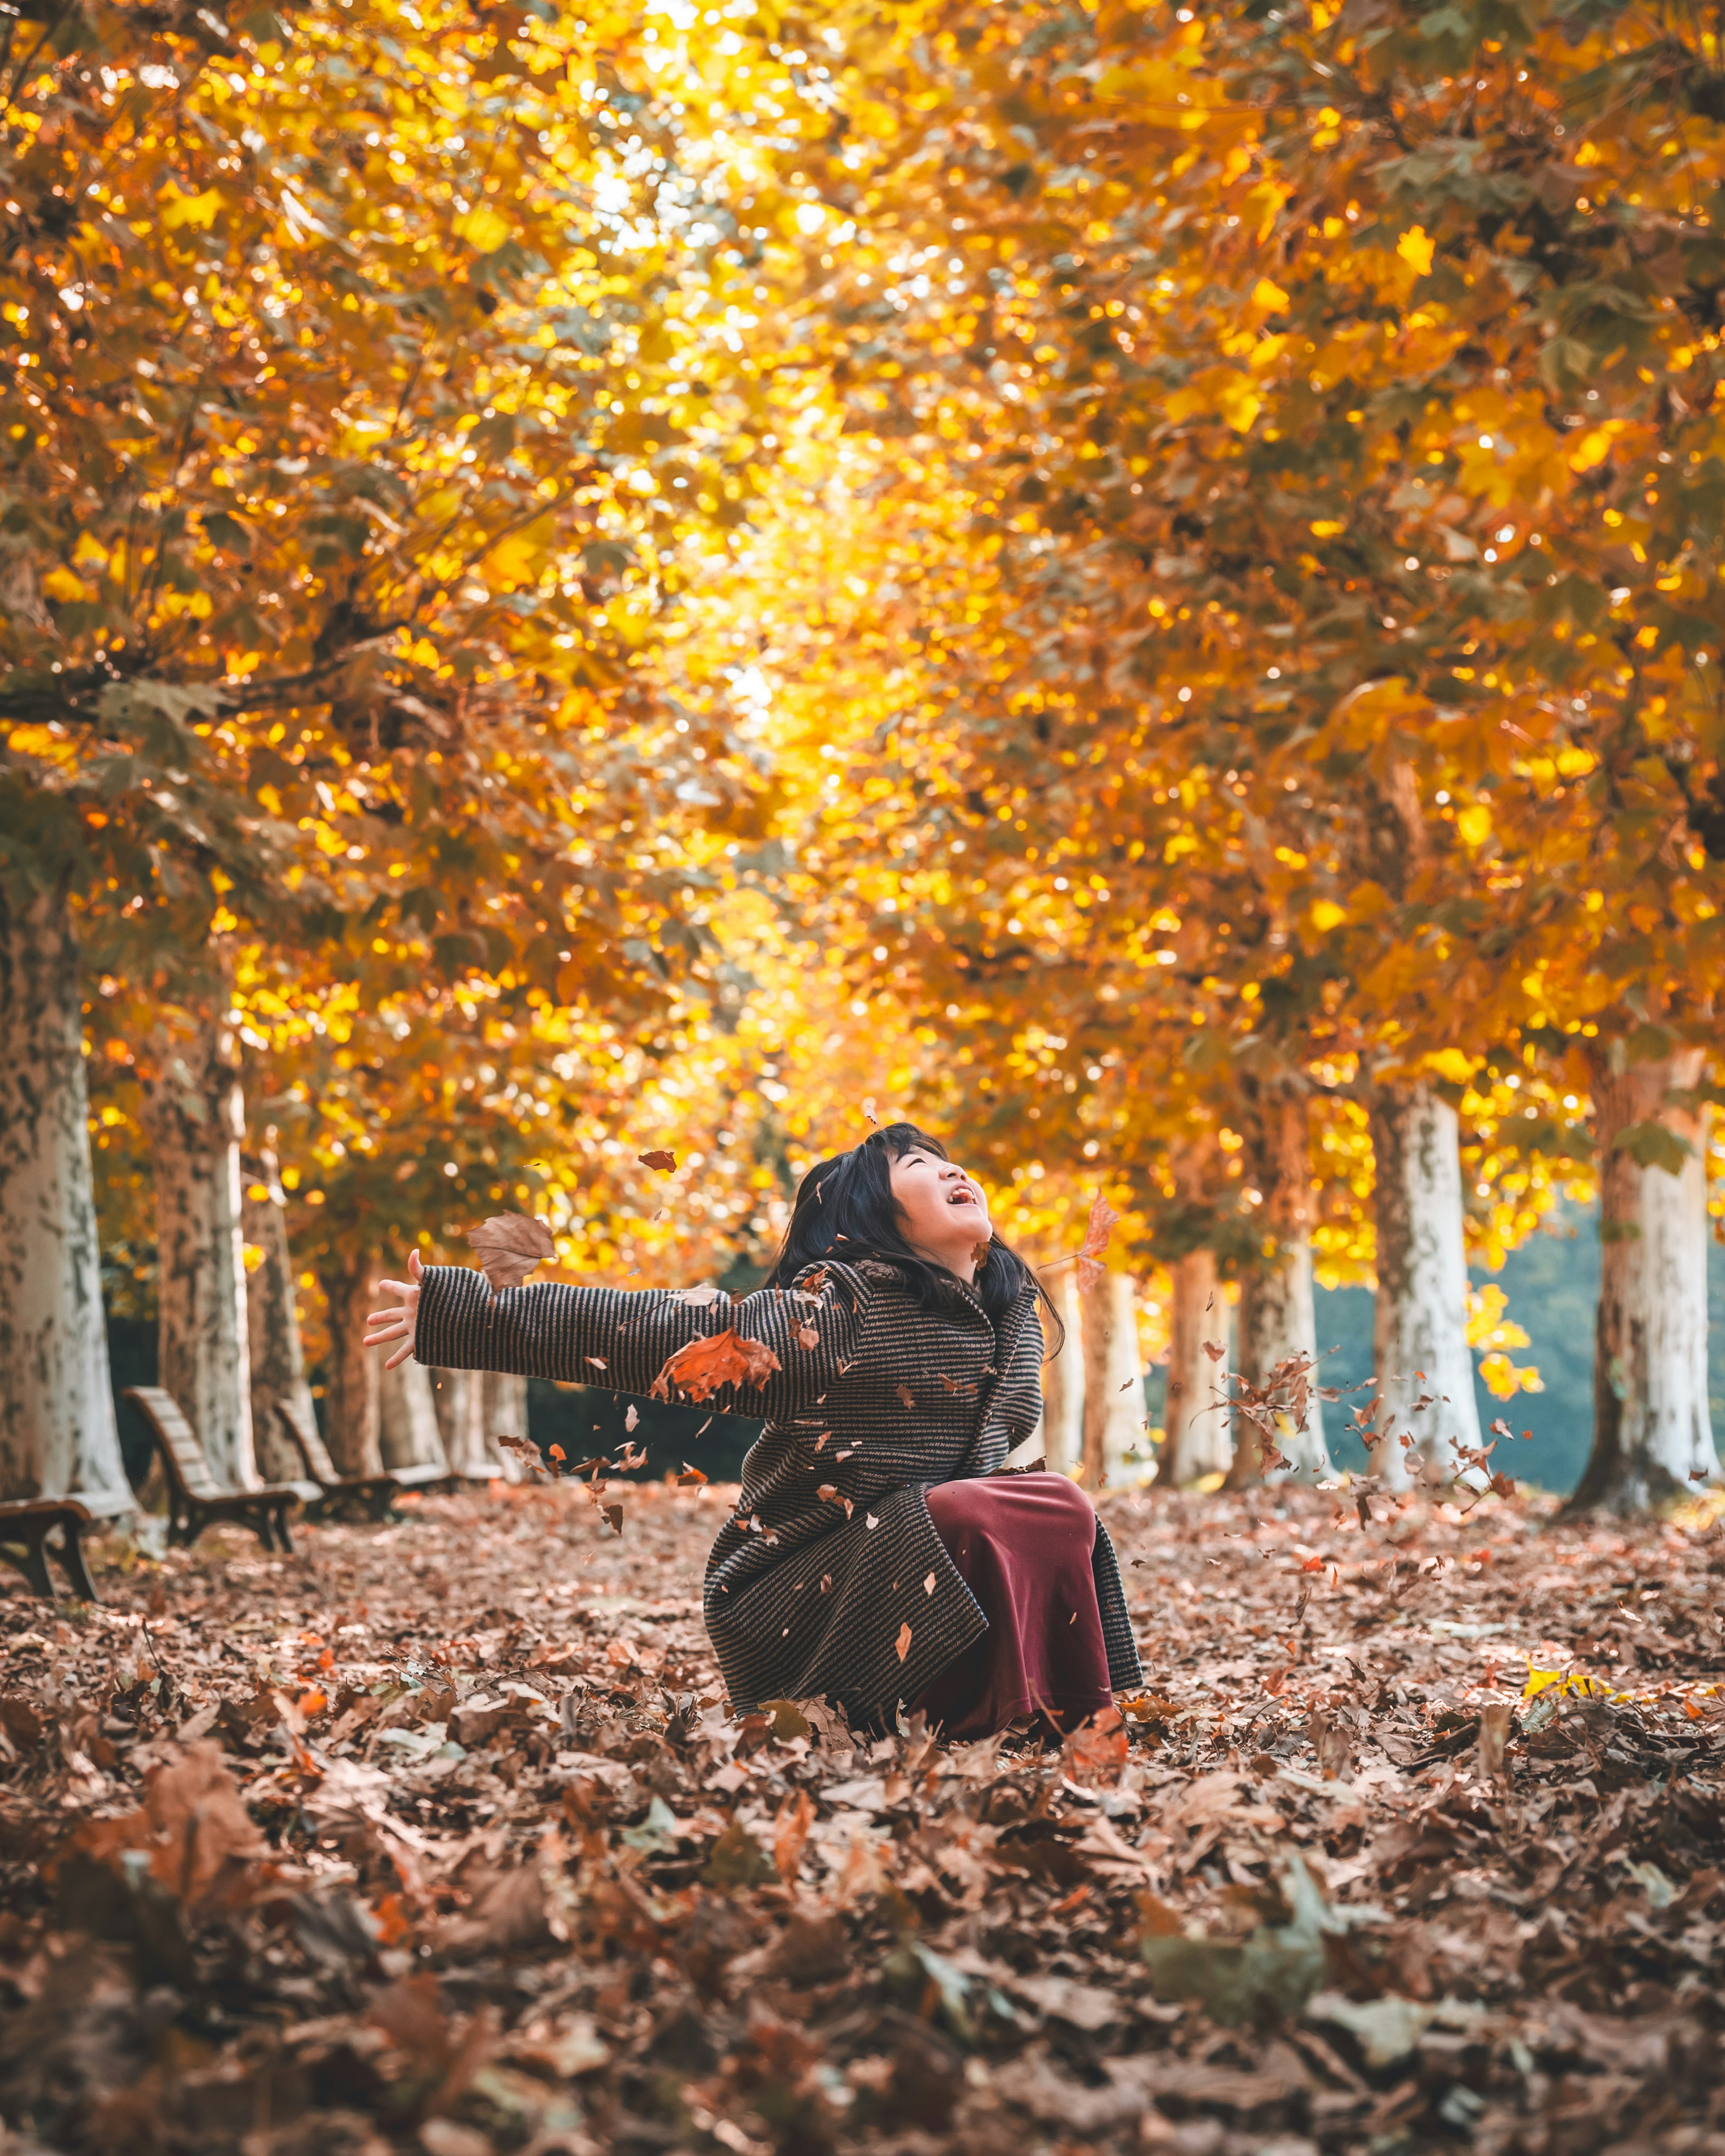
0, 0, 787, 1498
726, 0, 1725, 1508
4, 0, 1722, 1516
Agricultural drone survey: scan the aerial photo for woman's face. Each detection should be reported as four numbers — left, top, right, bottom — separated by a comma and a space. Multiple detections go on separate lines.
888, 1147, 991, 1277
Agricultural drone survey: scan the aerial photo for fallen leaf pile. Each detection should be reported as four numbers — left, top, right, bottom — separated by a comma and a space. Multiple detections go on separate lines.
2, 1479, 1722, 2156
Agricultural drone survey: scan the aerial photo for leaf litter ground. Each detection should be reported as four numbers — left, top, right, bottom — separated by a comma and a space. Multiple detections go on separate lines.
2, 1480, 1723, 2156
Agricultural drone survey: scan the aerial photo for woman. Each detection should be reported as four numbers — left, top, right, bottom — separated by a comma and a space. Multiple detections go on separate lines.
363, 1123, 1142, 1738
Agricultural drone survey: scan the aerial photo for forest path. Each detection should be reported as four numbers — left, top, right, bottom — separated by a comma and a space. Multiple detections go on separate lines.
1, 1480, 1721, 2154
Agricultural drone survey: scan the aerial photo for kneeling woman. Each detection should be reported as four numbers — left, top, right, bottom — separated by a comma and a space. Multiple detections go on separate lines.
364, 1123, 1142, 1739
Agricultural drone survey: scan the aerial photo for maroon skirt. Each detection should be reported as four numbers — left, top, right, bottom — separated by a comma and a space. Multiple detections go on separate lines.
912, 1471, 1114, 1740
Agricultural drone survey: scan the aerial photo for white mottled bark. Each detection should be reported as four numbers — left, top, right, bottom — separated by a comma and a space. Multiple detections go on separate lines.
1369, 1084, 1484, 1492
0, 892, 130, 1505
1033, 1266, 1085, 1474
433, 1366, 484, 1469
482, 1369, 531, 1481
380, 1352, 449, 1471
139, 1019, 255, 1488
242, 1153, 318, 1483
1573, 1047, 1721, 1511
1232, 1091, 1331, 1484
1081, 1269, 1147, 1487
322, 1255, 383, 1476
1162, 1247, 1232, 1484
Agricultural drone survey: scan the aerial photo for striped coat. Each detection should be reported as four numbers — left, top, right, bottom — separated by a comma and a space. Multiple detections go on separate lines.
414, 1257, 1143, 1722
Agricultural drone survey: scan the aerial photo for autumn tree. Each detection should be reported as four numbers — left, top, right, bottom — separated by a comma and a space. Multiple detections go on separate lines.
3, 0, 783, 1486
718, 0, 1725, 1507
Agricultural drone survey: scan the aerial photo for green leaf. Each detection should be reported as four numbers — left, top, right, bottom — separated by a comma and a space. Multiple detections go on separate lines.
1610, 1121, 1694, 1176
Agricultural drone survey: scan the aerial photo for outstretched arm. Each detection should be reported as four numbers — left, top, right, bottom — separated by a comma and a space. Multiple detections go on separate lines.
365, 1255, 873, 1422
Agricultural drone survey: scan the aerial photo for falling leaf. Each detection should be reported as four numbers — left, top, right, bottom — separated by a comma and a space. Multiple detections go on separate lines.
677, 1463, 708, 1487
650, 1329, 782, 1403
971, 1237, 992, 1268
637, 1149, 677, 1171
466, 1212, 555, 1292
895, 1384, 915, 1409
1075, 1191, 1120, 1291
820, 1574, 832, 1593
866, 1513, 879, 1529
670, 1281, 727, 1308
894, 1621, 912, 1662
799, 1267, 829, 1298
586, 1356, 607, 1371
923, 1573, 936, 1595
816, 1484, 842, 1505
796, 1323, 819, 1349
862, 1096, 880, 1125
625, 1403, 639, 1432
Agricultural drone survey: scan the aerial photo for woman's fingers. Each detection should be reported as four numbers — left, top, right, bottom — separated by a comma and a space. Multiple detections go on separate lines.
365, 1254, 422, 1357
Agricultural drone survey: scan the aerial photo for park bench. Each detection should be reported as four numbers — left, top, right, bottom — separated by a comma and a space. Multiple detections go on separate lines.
124, 1387, 320, 1553
273, 1395, 454, 1520
0, 1486, 130, 1601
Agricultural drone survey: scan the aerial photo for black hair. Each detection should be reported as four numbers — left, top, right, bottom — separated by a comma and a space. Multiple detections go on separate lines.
761, 1121, 1065, 1351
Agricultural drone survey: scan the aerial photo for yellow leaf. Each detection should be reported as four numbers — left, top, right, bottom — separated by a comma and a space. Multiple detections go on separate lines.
1309, 520, 1345, 537
456, 203, 511, 253
1568, 425, 1619, 473
1251, 277, 1289, 313
1425, 1048, 1473, 1084
1217, 378, 1261, 433
159, 184, 224, 231
1308, 898, 1346, 932
41, 564, 93, 602
1456, 804, 1492, 848
1396, 225, 1434, 277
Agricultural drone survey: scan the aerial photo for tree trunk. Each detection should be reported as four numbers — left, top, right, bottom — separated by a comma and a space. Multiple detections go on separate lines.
482, 1370, 531, 1482
1368, 1083, 1484, 1492
433, 1367, 484, 1471
322, 1254, 384, 1475
1571, 1046, 1721, 1512
242, 1152, 317, 1484
1231, 1090, 1331, 1483
1162, 1248, 1232, 1484
1080, 1268, 1146, 1488
381, 1353, 450, 1471
1035, 1267, 1085, 1474
139, 1018, 256, 1487
0, 890, 131, 1505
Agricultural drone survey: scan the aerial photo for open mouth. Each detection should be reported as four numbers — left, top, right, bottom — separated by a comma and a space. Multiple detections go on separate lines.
945, 1185, 982, 1208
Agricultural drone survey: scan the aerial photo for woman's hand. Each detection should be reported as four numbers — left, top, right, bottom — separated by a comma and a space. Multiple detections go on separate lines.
363, 1249, 424, 1370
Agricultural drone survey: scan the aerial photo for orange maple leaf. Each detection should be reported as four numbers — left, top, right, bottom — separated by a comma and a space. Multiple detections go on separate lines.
651, 1328, 782, 1403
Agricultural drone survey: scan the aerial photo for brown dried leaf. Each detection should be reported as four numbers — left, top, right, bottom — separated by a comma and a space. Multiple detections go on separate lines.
466, 1212, 556, 1292
1075, 1191, 1121, 1292
894, 1621, 912, 1663
670, 1281, 727, 1309
650, 1328, 782, 1403
637, 1149, 678, 1171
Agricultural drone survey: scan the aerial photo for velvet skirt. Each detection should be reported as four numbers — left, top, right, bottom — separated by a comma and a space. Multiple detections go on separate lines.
911, 1471, 1115, 1739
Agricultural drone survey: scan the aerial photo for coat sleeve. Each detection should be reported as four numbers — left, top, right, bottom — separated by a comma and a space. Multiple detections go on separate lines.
413, 1259, 873, 1422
